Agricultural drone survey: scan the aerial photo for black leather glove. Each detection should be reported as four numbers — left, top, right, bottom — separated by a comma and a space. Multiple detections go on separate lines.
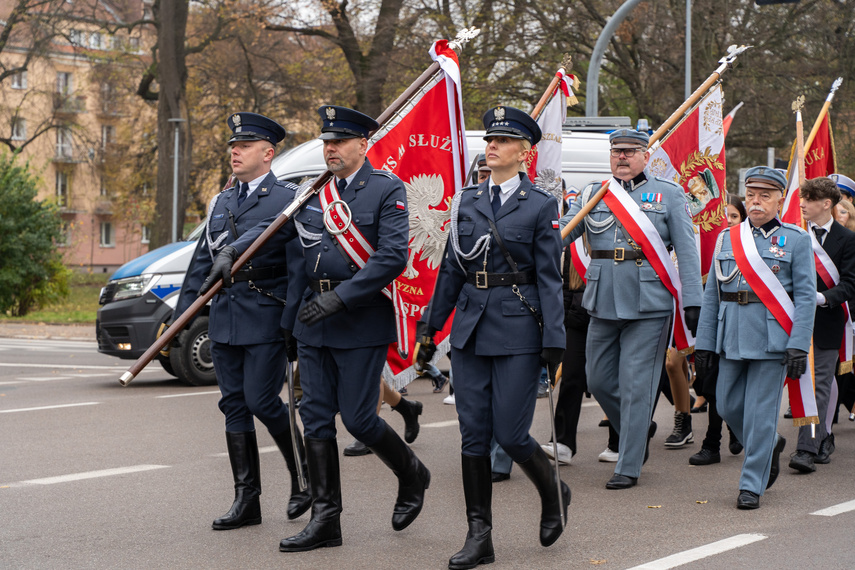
693, 349, 716, 386
684, 306, 701, 337
298, 291, 346, 325
281, 329, 298, 362
540, 347, 565, 368
414, 321, 438, 369
782, 348, 808, 379
199, 245, 237, 295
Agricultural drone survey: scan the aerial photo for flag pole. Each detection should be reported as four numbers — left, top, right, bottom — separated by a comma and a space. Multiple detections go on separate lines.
561, 45, 751, 241
119, 28, 481, 386
804, 77, 843, 153
530, 55, 578, 121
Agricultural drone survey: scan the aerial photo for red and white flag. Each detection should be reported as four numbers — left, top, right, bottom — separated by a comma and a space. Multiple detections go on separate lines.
527, 69, 579, 212
367, 40, 468, 388
722, 101, 743, 139
647, 84, 727, 283
781, 112, 836, 224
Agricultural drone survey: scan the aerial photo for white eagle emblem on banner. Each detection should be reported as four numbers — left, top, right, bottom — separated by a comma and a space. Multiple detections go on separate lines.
403, 174, 449, 279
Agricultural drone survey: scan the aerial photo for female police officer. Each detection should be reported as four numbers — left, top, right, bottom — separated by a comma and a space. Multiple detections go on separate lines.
416, 106, 569, 569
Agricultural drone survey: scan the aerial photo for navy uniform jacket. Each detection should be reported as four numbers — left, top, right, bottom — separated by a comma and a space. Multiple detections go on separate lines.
231, 159, 409, 349
427, 174, 565, 354
695, 222, 815, 360
560, 175, 703, 320
811, 221, 855, 350
174, 171, 301, 345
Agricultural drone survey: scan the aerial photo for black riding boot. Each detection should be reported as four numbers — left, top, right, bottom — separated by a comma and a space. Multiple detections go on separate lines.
368, 423, 431, 531
391, 397, 423, 443
517, 446, 571, 547
279, 438, 343, 552
212, 431, 262, 530
448, 454, 495, 570
270, 425, 312, 519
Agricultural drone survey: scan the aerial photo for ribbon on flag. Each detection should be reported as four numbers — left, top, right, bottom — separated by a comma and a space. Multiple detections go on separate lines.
367, 40, 468, 389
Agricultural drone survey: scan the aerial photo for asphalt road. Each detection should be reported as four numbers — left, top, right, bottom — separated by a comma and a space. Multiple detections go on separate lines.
2, 334, 854, 569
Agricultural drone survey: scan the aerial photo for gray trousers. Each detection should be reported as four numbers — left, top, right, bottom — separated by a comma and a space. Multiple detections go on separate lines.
586, 315, 671, 479
796, 347, 838, 454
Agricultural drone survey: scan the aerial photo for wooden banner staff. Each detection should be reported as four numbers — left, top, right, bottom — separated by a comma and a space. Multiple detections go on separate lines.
560, 44, 752, 241
119, 27, 481, 386
530, 54, 578, 121
803, 77, 843, 155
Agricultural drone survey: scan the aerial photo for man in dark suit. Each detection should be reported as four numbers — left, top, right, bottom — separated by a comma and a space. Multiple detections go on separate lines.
203, 106, 430, 553
789, 176, 855, 472
174, 112, 311, 530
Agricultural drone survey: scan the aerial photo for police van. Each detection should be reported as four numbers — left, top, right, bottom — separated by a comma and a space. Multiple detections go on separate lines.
96, 119, 622, 385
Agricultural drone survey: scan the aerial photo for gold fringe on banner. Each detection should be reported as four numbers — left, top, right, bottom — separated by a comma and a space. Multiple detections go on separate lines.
792, 416, 820, 427
838, 360, 853, 375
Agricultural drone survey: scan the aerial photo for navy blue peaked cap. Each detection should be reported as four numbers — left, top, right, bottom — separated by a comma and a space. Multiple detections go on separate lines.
482, 106, 542, 145
317, 106, 379, 140
227, 112, 286, 145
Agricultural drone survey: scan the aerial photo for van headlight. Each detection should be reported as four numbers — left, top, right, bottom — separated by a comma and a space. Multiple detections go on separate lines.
112, 274, 161, 301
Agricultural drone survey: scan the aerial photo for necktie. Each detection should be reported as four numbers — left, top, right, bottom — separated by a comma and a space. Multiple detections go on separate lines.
337, 178, 347, 195
491, 185, 502, 215
237, 182, 248, 207
814, 226, 827, 245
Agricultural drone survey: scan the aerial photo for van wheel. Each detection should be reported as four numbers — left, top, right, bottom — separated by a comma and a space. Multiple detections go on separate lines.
157, 354, 176, 377
174, 317, 217, 386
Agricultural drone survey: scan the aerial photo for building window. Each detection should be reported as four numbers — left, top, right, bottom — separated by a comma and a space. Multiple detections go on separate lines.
128, 37, 140, 52
88, 32, 103, 50
11, 70, 27, 89
57, 221, 71, 246
11, 118, 26, 141
141, 225, 151, 244
101, 124, 115, 149
56, 171, 70, 207
56, 127, 73, 158
57, 72, 73, 95
69, 29, 84, 47
100, 183, 108, 197
100, 222, 114, 247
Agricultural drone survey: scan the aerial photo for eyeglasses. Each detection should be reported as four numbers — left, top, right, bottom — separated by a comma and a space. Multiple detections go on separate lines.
610, 147, 644, 158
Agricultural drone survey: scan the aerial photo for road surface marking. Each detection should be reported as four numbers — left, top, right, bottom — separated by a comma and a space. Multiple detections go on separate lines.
18, 377, 72, 382
156, 390, 220, 399
422, 420, 459, 428
0, 363, 128, 370
627, 533, 767, 569
0, 381, 23, 386
19, 465, 169, 486
811, 499, 855, 517
0, 402, 100, 414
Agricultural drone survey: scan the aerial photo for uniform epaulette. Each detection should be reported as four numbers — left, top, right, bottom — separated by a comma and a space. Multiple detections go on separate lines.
461, 184, 479, 192
529, 185, 551, 197
653, 176, 683, 191
781, 222, 808, 234
371, 169, 395, 179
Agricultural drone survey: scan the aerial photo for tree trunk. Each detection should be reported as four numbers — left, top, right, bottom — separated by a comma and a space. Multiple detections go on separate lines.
150, 0, 191, 248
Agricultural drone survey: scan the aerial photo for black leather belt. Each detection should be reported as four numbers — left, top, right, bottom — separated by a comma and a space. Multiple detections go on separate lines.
721, 291, 793, 304
309, 279, 345, 293
233, 265, 287, 282
466, 271, 535, 289
590, 248, 646, 261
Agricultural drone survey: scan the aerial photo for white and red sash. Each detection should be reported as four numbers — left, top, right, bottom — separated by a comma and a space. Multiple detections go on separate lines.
810, 228, 854, 373
600, 178, 693, 350
319, 178, 410, 357
730, 221, 819, 424
569, 236, 590, 283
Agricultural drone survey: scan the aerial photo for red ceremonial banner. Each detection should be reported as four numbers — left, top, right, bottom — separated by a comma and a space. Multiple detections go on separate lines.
367, 41, 468, 387
781, 112, 837, 224
647, 86, 727, 279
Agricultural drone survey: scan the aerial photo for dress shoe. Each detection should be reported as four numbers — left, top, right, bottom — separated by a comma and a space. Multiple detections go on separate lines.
690, 401, 708, 413
541, 442, 573, 465
788, 450, 816, 473
598, 448, 619, 463
736, 490, 760, 510
815, 433, 835, 464
343, 439, 372, 456
605, 474, 637, 490
392, 398, 423, 444
643, 421, 657, 465
598, 418, 610, 427
783, 406, 793, 419
728, 428, 743, 455
766, 434, 786, 490
689, 447, 721, 466
490, 472, 510, 483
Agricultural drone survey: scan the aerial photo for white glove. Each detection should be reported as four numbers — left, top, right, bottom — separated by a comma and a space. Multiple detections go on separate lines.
816, 291, 827, 306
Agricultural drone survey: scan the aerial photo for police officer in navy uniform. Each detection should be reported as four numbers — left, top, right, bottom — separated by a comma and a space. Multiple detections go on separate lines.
417, 106, 569, 569
695, 166, 815, 509
202, 105, 430, 552
560, 128, 703, 490
173, 112, 311, 530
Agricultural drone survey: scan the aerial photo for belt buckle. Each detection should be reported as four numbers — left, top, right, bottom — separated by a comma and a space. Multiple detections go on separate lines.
614, 248, 625, 262
319, 279, 332, 293
737, 290, 749, 305
475, 271, 489, 289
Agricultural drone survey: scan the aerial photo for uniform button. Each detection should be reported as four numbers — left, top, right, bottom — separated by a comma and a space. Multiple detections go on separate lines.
516, 234, 521, 239
230, 295, 235, 300
322, 273, 328, 278
617, 239, 622, 242
307, 216, 312, 222
355, 218, 360, 223
479, 304, 484, 309
323, 246, 329, 251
